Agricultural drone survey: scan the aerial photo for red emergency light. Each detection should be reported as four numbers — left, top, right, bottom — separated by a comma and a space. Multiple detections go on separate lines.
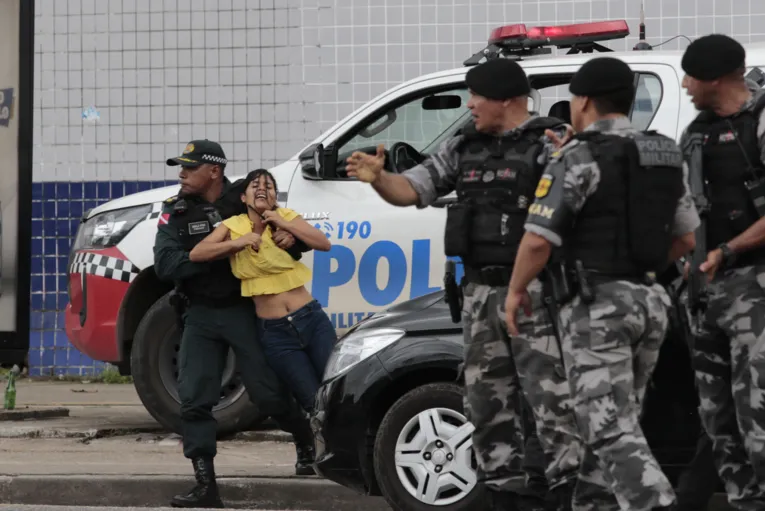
489, 20, 629, 46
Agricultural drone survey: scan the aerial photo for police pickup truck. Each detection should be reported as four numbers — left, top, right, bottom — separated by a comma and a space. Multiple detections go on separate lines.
65, 17, 762, 497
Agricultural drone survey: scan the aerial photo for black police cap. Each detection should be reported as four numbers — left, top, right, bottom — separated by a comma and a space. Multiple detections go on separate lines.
682, 34, 745, 81
167, 139, 228, 167
569, 57, 635, 97
465, 58, 531, 100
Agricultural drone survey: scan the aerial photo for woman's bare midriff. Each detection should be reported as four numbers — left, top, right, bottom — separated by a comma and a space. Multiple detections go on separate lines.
253, 286, 315, 319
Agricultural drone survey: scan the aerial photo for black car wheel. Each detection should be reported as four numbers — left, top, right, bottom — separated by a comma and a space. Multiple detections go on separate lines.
373, 382, 486, 511
130, 292, 264, 437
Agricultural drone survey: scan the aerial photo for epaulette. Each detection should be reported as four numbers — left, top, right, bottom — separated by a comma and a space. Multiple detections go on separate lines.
164, 194, 179, 204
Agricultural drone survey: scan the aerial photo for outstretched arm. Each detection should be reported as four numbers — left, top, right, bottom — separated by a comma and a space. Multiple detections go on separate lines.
189, 224, 246, 262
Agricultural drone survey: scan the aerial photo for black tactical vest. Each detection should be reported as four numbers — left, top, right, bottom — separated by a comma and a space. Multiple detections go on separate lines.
444, 117, 564, 267
684, 94, 765, 268
171, 188, 246, 305
565, 131, 685, 276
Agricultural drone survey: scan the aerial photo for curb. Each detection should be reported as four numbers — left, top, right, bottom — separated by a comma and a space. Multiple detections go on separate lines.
0, 424, 165, 440
0, 407, 70, 422
0, 475, 391, 510
232, 429, 294, 443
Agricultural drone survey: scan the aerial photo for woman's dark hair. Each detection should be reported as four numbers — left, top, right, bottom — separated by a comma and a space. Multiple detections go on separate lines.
243, 168, 279, 210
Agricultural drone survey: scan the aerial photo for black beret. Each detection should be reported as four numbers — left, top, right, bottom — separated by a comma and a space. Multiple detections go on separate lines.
682, 34, 745, 81
465, 58, 531, 100
569, 57, 635, 97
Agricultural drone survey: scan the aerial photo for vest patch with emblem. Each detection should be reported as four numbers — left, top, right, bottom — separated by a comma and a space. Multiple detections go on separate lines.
535, 174, 554, 198
188, 221, 210, 235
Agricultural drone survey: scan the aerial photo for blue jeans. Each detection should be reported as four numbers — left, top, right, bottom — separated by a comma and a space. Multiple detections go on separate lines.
257, 300, 337, 413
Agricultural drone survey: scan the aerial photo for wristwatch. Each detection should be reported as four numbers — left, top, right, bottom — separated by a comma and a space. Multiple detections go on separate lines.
717, 243, 736, 267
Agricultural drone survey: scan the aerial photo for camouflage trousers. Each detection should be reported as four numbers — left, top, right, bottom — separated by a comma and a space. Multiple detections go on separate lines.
558, 280, 676, 511
688, 264, 765, 510
462, 279, 584, 495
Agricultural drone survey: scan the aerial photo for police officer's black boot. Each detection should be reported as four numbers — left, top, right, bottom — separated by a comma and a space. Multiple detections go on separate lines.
487, 489, 548, 511
170, 457, 224, 508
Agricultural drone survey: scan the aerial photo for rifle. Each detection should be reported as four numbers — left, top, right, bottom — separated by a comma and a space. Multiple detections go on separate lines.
540, 267, 566, 371
682, 133, 710, 329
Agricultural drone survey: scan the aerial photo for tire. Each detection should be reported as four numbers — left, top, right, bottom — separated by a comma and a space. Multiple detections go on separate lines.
373, 382, 487, 511
130, 292, 264, 437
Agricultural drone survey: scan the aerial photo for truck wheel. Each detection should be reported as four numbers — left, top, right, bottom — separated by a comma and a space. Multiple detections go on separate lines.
130, 292, 264, 437
373, 382, 486, 511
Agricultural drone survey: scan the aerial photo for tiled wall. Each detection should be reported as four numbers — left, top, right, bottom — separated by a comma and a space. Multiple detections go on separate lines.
33, 0, 765, 375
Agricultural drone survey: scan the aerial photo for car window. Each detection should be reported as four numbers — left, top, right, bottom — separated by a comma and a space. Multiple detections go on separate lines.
338, 88, 471, 157
631, 74, 662, 130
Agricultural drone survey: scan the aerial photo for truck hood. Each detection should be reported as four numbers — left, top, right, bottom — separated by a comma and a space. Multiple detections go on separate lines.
85, 159, 299, 219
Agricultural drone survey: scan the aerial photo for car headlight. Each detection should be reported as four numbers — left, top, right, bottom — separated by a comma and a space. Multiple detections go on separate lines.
72, 204, 152, 250
323, 327, 406, 382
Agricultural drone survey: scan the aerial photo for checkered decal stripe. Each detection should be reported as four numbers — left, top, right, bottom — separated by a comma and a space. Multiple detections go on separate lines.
145, 201, 163, 221
69, 252, 140, 283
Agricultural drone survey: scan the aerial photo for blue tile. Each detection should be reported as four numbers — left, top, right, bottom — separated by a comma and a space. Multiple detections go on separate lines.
56, 312, 66, 329
66, 366, 82, 376
69, 219, 79, 234
44, 293, 57, 311
58, 256, 69, 273
57, 238, 71, 254
43, 237, 57, 256
58, 275, 68, 290
97, 182, 111, 199
57, 293, 68, 309
84, 182, 97, 199
70, 201, 83, 219
32, 183, 43, 200
56, 182, 70, 199
70, 182, 83, 199
32, 201, 43, 218
30, 311, 43, 329
55, 331, 69, 347
43, 183, 56, 200
28, 349, 42, 367
32, 220, 43, 237
80, 353, 94, 366
44, 257, 56, 273
44, 275, 57, 292
31, 257, 42, 274
54, 350, 68, 367
43, 219, 56, 235
85, 200, 97, 211
31, 238, 43, 256
40, 349, 54, 369
31, 275, 43, 293
42, 312, 57, 329
57, 201, 70, 218
28, 365, 42, 377
67, 350, 80, 366
125, 182, 138, 195
56, 219, 71, 236
42, 331, 55, 347
111, 182, 125, 198
43, 201, 56, 218
30, 294, 43, 310
137, 182, 151, 191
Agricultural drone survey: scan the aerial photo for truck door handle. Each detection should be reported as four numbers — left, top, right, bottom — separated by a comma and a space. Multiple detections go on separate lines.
431, 196, 457, 208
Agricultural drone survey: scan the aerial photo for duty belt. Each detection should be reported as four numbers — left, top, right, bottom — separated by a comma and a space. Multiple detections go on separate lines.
463, 265, 513, 287
584, 270, 655, 286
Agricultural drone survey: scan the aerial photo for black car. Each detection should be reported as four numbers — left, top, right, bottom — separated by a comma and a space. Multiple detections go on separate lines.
310, 269, 724, 511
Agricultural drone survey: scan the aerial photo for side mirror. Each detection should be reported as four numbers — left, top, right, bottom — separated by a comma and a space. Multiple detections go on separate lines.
299, 143, 327, 180
422, 95, 462, 110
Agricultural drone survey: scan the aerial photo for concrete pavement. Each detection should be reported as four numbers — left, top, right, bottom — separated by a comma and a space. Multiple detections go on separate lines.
0, 381, 388, 510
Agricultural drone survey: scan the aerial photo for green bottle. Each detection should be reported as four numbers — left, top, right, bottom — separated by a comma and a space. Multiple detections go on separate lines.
4, 365, 19, 410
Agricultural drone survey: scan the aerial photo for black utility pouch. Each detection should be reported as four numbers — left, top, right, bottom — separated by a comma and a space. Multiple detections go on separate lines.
444, 202, 472, 257
746, 174, 765, 218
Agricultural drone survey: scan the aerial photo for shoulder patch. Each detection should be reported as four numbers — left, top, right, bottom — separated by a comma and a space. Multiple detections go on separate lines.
535, 173, 554, 198
165, 195, 179, 204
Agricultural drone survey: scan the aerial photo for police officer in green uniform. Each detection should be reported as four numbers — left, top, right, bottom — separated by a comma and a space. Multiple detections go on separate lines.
154, 139, 315, 509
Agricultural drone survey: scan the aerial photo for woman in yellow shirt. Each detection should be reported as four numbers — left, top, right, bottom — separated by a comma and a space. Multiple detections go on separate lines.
189, 169, 335, 414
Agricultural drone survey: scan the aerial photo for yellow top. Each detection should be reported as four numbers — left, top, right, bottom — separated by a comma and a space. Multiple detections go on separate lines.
222, 208, 312, 297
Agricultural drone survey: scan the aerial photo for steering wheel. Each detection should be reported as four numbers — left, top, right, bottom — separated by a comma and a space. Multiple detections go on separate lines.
389, 142, 426, 173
